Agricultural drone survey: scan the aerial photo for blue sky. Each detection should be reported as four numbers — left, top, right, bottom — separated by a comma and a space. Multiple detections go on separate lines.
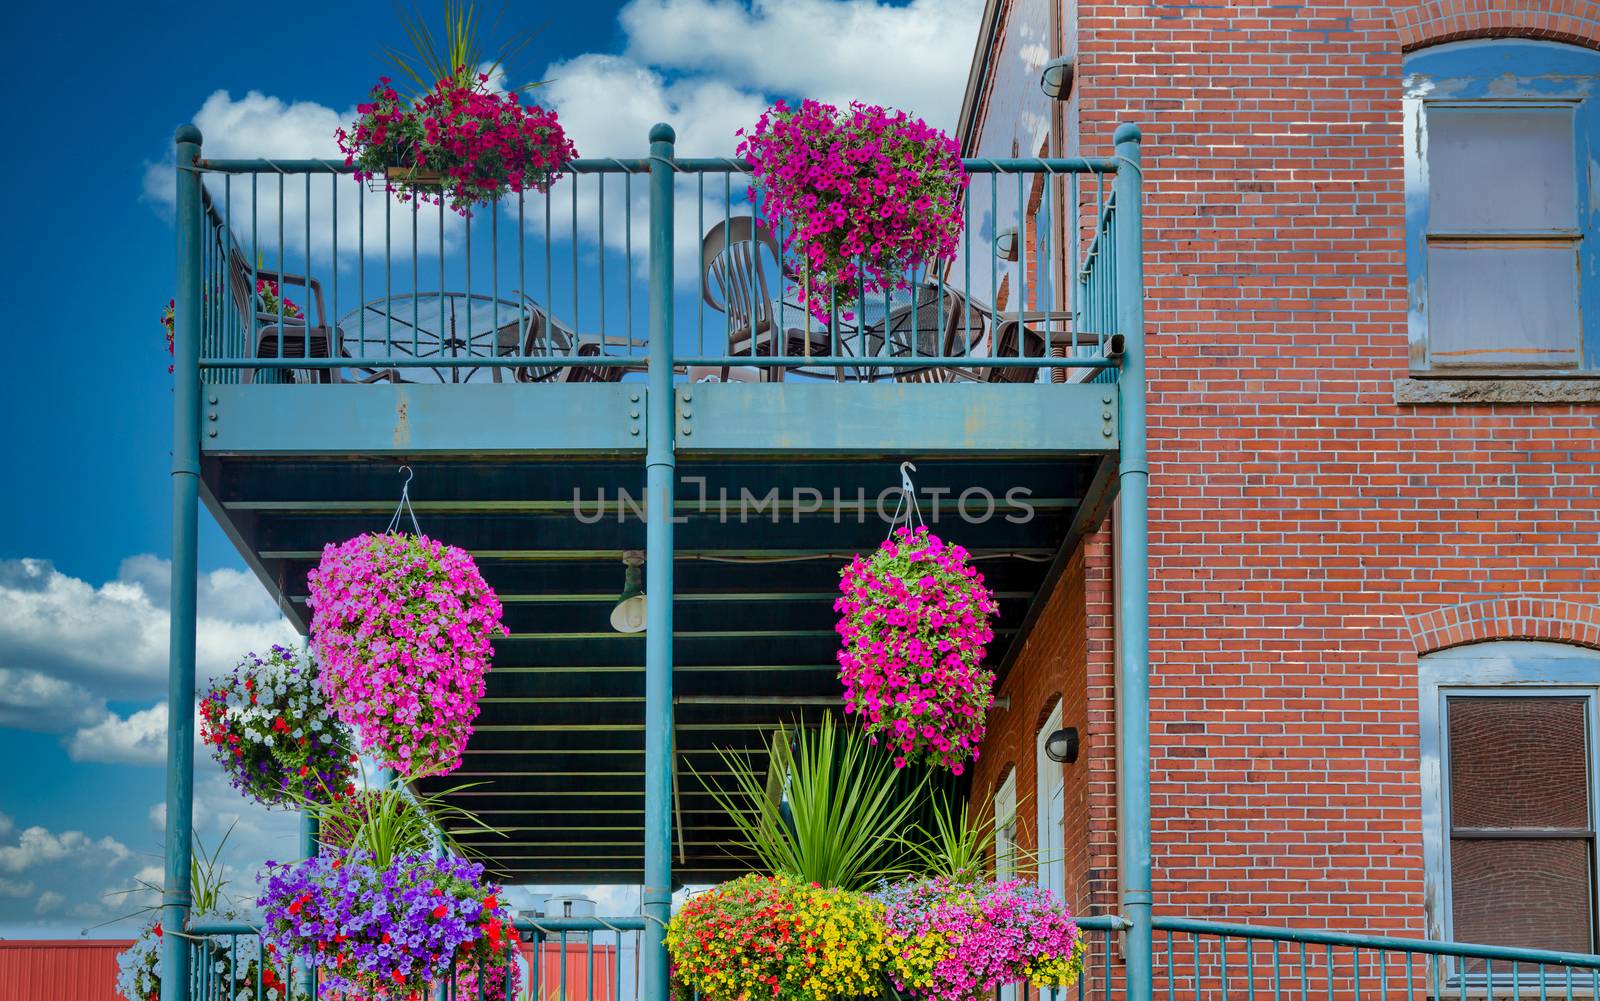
0, 0, 982, 937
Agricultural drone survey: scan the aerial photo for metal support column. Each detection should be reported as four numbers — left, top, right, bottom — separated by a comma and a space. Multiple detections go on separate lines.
1113, 122, 1152, 1001
642, 122, 678, 1001
161, 123, 204, 1001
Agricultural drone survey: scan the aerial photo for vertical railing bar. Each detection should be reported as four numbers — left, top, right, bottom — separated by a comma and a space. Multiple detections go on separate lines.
1194, 932, 1201, 1001
963, 186, 973, 359
466, 213, 473, 383
1355, 947, 1362, 1001
1222, 935, 1230, 1001
1300, 941, 1308, 1001
519, 191, 526, 373
627, 173, 635, 352
413, 198, 420, 362
723, 173, 732, 358
357, 175, 365, 354
1273, 938, 1282, 1001
222, 176, 231, 374
276, 173, 285, 362
696, 173, 704, 355
383, 176, 391, 362
989, 174, 998, 376
1043, 165, 1055, 377
598, 174, 607, 349
1247, 937, 1255, 1001
571, 174, 580, 341
588, 927, 597, 1001
544, 188, 553, 351
438, 198, 445, 370
1070, 171, 1079, 357
494, 202, 502, 379
331, 172, 338, 374
1016, 170, 1026, 363
1380, 946, 1389, 1001
560, 929, 569, 1001
304, 172, 311, 364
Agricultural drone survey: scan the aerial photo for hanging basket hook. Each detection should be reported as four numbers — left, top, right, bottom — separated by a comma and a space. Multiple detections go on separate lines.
888, 461, 926, 537
385, 465, 422, 536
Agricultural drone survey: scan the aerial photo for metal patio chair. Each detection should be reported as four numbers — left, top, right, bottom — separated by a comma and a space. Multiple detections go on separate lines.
697, 216, 834, 382
512, 303, 638, 384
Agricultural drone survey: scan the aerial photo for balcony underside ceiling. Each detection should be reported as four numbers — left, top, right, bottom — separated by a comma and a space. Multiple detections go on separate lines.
199, 383, 1119, 884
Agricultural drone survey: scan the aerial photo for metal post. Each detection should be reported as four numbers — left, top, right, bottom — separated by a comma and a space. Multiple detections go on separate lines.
642, 122, 677, 1001
1113, 122, 1152, 1001
162, 123, 204, 1001
298, 810, 319, 996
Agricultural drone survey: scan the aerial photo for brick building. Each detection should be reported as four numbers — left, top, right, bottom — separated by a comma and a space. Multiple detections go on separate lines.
961, 0, 1600, 953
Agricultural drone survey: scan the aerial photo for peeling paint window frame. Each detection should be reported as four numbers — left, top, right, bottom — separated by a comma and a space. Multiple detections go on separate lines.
1403, 40, 1600, 375
1418, 642, 1600, 970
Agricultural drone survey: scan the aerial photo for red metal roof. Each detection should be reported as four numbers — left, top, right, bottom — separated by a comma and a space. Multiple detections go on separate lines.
0, 940, 133, 1001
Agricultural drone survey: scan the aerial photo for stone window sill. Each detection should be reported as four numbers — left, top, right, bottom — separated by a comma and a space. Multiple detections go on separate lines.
1394, 376, 1600, 405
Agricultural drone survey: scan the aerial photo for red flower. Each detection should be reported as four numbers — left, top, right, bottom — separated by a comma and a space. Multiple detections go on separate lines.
431, 904, 449, 920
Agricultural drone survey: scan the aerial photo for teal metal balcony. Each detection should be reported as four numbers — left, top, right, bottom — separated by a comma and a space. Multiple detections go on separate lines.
165, 121, 1156, 1000
180, 127, 1133, 885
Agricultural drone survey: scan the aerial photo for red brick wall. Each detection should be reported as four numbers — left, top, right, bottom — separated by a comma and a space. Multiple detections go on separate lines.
971, 0, 1600, 935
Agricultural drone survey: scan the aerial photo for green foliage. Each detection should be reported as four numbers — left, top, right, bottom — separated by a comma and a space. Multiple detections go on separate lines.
296, 762, 500, 868
696, 712, 927, 891
384, 0, 545, 99
892, 787, 1029, 883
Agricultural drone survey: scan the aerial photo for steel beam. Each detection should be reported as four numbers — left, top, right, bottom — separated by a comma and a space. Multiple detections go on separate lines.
1113, 123, 1153, 1001
641, 122, 677, 1001
160, 123, 203, 1001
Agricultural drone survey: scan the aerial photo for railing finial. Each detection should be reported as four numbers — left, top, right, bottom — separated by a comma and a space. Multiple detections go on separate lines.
649, 122, 675, 144
175, 123, 203, 147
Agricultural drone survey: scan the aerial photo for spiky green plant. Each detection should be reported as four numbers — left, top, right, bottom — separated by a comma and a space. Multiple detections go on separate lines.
384, 0, 545, 99
695, 712, 927, 891
892, 787, 1033, 883
287, 760, 501, 868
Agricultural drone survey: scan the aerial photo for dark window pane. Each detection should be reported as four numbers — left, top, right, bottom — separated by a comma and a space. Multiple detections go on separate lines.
1450, 838, 1593, 955
1448, 696, 1590, 830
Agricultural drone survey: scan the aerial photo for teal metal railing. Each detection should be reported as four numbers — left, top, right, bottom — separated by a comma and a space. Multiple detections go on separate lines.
178, 912, 1600, 1000
185, 128, 1124, 385
185, 915, 644, 999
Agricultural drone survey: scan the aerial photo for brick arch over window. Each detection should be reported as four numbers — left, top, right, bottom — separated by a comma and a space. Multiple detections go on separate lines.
1392, 1, 1600, 51
1408, 597, 1600, 655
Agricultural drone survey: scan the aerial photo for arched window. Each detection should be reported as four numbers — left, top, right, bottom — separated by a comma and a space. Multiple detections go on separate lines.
1419, 641, 1600, 958
1403, 41, 1600, 373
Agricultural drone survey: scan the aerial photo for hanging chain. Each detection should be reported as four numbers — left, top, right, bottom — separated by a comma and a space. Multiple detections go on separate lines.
384, 465, 422, 535
886, 460, 926, 538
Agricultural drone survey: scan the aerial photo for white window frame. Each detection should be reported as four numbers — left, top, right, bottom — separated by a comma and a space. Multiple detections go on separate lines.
995, 768, 1019, 882
1036, 699, 1067, 900
1418, 641, 1600, 961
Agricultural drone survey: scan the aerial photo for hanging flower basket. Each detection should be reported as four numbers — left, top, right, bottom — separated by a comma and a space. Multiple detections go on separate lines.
738, 99, 968, 325
199, 645, 357, 808
835, 525, 999, 773
338, 75, 577, 217
115, 921, 162, 1001
877, 878, 1086, 1001
258, 852, 513, 998
666, 874, 890, 1001
306, 531, 506, 777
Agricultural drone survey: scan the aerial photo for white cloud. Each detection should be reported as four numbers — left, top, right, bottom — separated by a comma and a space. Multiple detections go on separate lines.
144, 90, 464, 266
617, 0, 983, 128
0, 557, 296, 706
0, 669, 103, 733
34, 891, 64, 916
0, 878, 34, 898
541, 53, 767, 158
67, 703, 173, 766
0, 825, 132, 874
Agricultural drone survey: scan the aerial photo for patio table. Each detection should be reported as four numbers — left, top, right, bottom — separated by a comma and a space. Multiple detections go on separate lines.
338, 292, 536, 383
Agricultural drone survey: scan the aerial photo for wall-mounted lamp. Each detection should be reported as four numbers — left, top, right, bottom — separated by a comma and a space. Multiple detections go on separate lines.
609, 551, 647, 633
995, 227, 1020, 262
1041, 56, 1075, 101
1043, 726, 1080, 764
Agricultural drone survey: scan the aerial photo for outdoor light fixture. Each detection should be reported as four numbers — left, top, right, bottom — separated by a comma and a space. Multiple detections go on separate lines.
1040, 56, 1075, 100
995, 227, 1020, 262
609, 551, 647, 633
1044, 726, 1080, 764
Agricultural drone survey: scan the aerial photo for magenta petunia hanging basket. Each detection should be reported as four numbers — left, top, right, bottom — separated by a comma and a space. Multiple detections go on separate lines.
306, 531, 506, 777
834, 525, 999, 772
